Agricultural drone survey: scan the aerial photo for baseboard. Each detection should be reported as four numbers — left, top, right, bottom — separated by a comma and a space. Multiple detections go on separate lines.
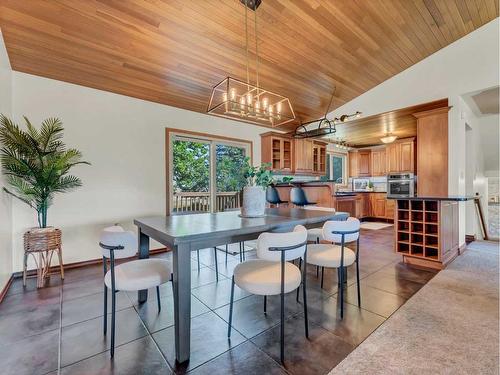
0, 274, 14, 304
458, 242, 467, 255
12, 247, 171, 279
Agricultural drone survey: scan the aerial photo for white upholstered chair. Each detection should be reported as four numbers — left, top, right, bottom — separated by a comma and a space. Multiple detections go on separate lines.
99, 225, 172, 357
304, 217, 361, 319
228, 225, 309, 364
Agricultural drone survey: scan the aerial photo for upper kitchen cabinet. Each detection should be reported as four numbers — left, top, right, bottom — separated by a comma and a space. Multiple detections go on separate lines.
261, 132, 293, 173
312, 141, 327, 175
414, 107, 450, 197
349, 150, 371, 177
386, 138, 415, 173
294, 138, 314, 174
371, 148, 386, 176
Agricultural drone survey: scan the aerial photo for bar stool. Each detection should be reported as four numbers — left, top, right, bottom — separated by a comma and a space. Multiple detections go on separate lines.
228, 225, 309, 364
290, 187, 316, 207
99, 225, 172, 357
302, 218, 361, 319
266, 186, 288, 206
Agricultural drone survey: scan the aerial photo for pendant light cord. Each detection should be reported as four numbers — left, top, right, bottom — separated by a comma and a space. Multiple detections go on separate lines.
254, 5, 260, 94
245, 1, 250, 87
324, 86, 336, 119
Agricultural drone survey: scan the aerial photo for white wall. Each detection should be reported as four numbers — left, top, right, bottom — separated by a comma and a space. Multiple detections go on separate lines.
0, 30, 13, 290
10, 72, 268, 271
328, 18, 500, 246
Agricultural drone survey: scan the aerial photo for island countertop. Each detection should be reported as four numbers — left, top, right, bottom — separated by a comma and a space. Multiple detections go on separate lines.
387, 195, 477, 201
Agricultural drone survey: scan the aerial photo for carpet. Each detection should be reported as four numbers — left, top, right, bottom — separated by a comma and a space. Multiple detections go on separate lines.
360, 222, 393, 230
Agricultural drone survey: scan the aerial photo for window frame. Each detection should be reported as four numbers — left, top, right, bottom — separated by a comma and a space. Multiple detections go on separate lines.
166, 128, 252, 214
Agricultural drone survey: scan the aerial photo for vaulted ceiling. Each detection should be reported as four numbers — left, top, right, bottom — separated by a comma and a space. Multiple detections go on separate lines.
0, 0, 497, 132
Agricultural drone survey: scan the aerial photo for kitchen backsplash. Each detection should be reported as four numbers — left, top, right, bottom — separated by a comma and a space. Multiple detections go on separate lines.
348, 176, 387, 192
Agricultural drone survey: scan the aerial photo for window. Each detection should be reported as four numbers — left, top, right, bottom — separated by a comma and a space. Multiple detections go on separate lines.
167, 129, 251, 214
329, 153, 347, 184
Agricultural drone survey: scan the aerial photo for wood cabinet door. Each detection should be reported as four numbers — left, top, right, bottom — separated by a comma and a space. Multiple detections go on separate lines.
294, 139, 313, 173
371, 151, 380, 176
370, 194, 386, 218
358, 151, 371, 176
319, 145, 326, 174
399, 141, 414, 172
348, 152, 358, 177
385, 198, 395, 219
380, 149, 386, 175
386, 144, 399, 173
336, 198, 355, 217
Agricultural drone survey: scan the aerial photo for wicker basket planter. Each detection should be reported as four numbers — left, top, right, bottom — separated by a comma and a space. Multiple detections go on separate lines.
23, 227, 64, 288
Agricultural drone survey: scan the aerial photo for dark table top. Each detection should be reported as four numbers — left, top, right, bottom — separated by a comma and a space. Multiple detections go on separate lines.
387, 195, 477, 201
134, 208, 347, 246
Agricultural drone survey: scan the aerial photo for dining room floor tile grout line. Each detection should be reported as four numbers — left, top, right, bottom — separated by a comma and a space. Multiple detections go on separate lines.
57, 289, 63, 374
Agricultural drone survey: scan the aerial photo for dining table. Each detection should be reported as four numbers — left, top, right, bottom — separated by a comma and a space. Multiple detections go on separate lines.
134, 207, 348, 363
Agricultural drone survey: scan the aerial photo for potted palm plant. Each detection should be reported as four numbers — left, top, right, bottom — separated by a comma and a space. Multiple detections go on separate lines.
0, 115, 89, 287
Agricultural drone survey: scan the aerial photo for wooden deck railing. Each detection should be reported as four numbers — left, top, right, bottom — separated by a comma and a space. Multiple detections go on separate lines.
172, 191, 241, 212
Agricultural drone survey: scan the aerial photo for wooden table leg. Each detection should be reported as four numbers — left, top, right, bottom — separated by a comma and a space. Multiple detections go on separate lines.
173, 242, 191, 363
137, 229, 150, 303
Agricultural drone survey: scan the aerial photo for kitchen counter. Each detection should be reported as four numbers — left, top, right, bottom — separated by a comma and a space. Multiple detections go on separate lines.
388, 195, 477, 201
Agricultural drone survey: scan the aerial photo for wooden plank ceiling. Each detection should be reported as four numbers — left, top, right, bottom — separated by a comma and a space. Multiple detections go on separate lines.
0, 0, 497, 137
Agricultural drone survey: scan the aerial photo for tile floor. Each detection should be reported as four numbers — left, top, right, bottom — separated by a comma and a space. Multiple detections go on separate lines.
0, 226, 438, 375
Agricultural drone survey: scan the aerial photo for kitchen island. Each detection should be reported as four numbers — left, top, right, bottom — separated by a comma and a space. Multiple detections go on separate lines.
390, 196, 476, 269
273, 181, 393, 220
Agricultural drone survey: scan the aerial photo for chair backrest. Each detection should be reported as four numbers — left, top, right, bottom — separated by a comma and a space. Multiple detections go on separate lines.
322, 217, 360, 243
266, 186, 282, 205
257, 225, 307, 261
99, 225, 137, 259
290, 187, 309, 206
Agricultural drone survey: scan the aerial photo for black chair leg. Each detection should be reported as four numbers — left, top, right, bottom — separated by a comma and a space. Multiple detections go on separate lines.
264, 295, 267, 314
213, 247, 219, 282
280, 289, 285, 364
321, 267, 325, 289
103, 285, 107, 335
156, 286, 161, 312
228, 276, 235, 337
239, 242, 243, 262
302, 263, 309, 338
225, 244, 228, 264
242, 242, 246, 260
296, 258, 302, 302
110, 286, 116, 357
197, 249, 201, 271
316, 265, 319, 278
339, 266, 344, 319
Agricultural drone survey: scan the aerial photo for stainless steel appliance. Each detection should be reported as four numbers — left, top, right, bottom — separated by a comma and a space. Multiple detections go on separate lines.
387, 173, 415, 198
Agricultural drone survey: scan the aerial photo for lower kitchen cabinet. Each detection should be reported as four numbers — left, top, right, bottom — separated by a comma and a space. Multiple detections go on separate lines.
371, 193, 386, 218
335, 197, 356, 217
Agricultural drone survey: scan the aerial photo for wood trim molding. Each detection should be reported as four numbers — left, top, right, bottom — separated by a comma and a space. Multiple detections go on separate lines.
0, 275, 14, 304
412, 106, 452, 118
165, 127, 254, 214
12, 247, 170, 279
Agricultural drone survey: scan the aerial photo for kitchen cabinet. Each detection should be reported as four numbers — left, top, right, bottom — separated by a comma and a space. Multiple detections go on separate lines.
357, 151, 371, 176
385, 198, 395, 219
294, 138, 314, 174
261, 132, 293, 172
386, 138, 415, 173
312, 141, 327, 175
371, 148, 386, 176
355, 194, 371, 218
371, 193, 386, 218
348, 151, 358, 178
414, 107, 449, 196
335, 196, 356, 217
348, 150, 371, 177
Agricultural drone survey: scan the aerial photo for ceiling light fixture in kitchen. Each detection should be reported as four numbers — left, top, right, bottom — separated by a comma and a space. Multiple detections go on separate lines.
207, 0, 295, 127
380, 133, 397, 143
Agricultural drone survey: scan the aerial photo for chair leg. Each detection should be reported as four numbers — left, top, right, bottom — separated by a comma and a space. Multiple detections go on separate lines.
239, 242, 242, 262
22, 252, 28, 287
213, 247, 219, 282
316, 265, 319, 278
296, 258, 302, 302
280, 288, 285, 364
320, 267, 325, 289
339, 266, 344, 320
156, 286, 161, 312
228, 276, 235, 337
103, 285, 108, 335
356, 242, 361, 308
197, 249, 201, 271
242, 242, 246, 260
302, 261, 309, 338
110, 286, 116, 357
57, 246, 65, 280
263, 295, 267, 314
225, 244, 228, 264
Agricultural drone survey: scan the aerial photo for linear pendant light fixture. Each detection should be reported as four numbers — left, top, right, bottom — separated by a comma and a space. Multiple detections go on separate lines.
207, 0, 295, 127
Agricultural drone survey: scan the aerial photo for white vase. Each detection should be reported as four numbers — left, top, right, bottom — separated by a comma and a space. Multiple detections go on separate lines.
241, 186, 266, 217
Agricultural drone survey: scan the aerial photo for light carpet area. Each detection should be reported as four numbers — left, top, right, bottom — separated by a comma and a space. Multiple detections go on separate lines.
329, 241, 500, 375
360, 222, 393, 230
